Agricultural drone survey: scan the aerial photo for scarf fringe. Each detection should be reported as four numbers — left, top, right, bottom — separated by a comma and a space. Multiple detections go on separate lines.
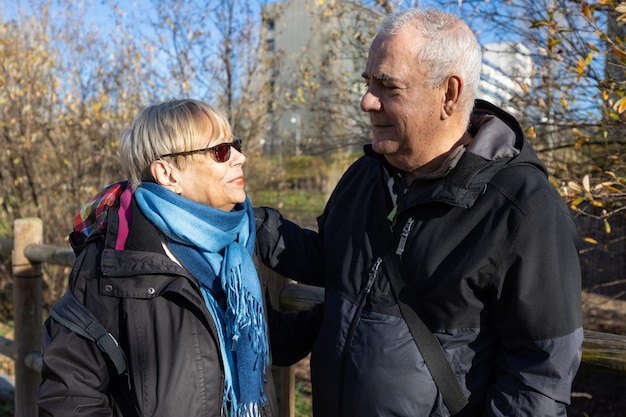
225, 264, 270, 367
225, 399, 264, 417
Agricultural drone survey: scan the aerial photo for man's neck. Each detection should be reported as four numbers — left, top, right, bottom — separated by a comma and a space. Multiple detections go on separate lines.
404, 131, 473, 186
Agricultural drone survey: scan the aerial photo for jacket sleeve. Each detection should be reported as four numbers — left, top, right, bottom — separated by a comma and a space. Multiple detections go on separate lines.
38, 316, 114, 417
254, 206, 325, 287
485, 175, 583, 416
267, 300, 323, 367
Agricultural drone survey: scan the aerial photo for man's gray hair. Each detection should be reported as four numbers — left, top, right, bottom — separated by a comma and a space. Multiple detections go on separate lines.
378, 8, 482, 120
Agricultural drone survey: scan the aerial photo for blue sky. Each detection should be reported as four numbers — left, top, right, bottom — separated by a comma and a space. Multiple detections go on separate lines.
1, 0, 484, 38
1, 0, 604, 123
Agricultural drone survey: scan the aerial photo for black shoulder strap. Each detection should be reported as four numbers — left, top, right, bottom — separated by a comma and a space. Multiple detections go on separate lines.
382, 218, 468, 415
50, 291, 128, 375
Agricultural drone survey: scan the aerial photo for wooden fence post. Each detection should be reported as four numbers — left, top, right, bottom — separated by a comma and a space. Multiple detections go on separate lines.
12, 218, 43, 417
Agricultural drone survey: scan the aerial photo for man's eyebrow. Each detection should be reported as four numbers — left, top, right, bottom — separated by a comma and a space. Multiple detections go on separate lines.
361, 71, 397, 82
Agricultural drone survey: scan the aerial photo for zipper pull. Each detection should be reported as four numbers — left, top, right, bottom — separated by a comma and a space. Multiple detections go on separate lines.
396, 217, 415, 256
387, 205, 398, 222
364, 257, 383, 294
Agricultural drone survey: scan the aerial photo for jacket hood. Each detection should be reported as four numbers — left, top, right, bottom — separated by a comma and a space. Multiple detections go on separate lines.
365, 99, 547, 209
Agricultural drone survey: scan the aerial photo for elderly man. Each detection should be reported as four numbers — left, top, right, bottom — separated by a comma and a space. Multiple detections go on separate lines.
256, 8, 583, 417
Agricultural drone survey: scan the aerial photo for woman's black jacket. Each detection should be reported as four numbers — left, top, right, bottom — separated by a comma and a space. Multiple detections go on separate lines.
38, 190, 319, 417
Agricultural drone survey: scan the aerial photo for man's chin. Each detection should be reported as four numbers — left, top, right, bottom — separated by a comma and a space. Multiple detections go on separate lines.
371, 139, 399, 155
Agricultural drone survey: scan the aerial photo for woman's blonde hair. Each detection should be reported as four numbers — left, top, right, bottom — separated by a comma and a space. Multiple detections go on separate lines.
118, 99, 233, 190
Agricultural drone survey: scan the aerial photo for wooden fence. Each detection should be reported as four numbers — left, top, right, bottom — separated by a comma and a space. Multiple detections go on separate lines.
1, 217, 626, 417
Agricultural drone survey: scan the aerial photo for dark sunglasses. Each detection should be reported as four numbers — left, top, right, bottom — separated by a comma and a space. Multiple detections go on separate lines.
160, 138, 243, 163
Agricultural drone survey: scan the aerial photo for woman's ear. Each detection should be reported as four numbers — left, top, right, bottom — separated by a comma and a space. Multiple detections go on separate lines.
441, 74, 463, 119
149, 160, 182, 194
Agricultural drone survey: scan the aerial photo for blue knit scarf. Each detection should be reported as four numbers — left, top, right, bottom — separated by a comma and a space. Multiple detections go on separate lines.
135, 183, 269, 417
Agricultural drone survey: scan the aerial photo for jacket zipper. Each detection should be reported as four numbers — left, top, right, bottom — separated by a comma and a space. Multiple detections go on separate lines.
338, 257, 383, 416
343, 257, 383, 351
396, 217, 415, 256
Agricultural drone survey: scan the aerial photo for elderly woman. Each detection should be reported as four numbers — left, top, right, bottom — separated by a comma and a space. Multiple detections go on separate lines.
38, 99, 317, 417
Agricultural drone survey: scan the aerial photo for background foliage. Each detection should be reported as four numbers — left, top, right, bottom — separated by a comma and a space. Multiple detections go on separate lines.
0, 0, 625, 303
0, 2, 625, 415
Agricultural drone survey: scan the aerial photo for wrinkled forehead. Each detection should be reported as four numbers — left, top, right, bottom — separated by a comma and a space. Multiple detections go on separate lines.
364, 30, 424, 80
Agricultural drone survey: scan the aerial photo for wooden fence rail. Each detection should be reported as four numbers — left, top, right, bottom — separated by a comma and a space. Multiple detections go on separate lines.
1, 218, 626, 416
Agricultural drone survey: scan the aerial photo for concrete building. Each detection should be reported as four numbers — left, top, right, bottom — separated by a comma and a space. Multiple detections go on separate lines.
478, 42, 533, 117
260, 0, 375, 156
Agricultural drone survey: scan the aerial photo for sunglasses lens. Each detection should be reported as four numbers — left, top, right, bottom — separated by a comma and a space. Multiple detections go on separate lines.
233, 138, 243, 153
214, 143, 231, 162
210, 139, 243, 163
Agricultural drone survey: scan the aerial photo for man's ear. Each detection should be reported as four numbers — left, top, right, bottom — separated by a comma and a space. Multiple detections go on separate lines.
441, 74, 463, 119
149, 160, 181, 193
